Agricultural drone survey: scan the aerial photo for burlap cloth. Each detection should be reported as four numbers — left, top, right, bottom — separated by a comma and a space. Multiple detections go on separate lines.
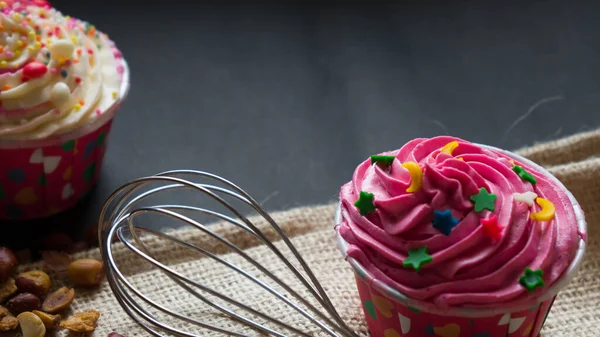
12, 130, 600, 336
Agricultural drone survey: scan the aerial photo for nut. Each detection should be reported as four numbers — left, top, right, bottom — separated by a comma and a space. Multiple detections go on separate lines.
6, 293, 41, 314
32, 310, 60, 329
0, 278, 17, 303
0, 305, 18, 331
41, 251, 71, 274
17, 312, 45, 337
59, 310, 100, 332
68, 259, 104, 286
0, 315, 18, 331
0, 247, 18, 280
41, 287, 74, 314
15, 271, 51, 297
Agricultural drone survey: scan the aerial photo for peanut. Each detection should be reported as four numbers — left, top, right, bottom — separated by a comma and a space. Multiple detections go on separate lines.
41, 287, 74, 314
15, 271, 51, 297
0, 247, 18, 280
0, 315, 18, 331
0, 278, 17, 303
17, 312, 45, 337
59, 310, 100, 332
6, 293, 41, 314
68, 259, 104, 286
32, 310, 60, 329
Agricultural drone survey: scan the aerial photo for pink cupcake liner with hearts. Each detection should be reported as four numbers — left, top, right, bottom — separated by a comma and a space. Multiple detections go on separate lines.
335, 146, 587, 337
0, 62, 129, 221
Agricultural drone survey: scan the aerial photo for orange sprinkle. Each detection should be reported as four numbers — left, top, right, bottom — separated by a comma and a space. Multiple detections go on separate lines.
0, 25, 4, 30
76, 49, 82, 56
79, 100, 85, 106
0, 46, 4, 53
36, 36, 41, 41
3, 85, 10, 90
74, 59, 80, 64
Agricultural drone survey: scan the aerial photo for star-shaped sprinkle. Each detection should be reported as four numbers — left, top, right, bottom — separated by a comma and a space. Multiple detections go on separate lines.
519, 268, 545, 291
354, 191, 376, 215
432, 209, 460, 235
513, 165, 537, 185
470, 187, 497, 212
514, 191, 538, 206
403, 246, 432, 272
370, 155, 395, 167
481, 214, 503, 240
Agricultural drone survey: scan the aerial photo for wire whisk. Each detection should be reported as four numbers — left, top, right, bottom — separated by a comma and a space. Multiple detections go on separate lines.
98, 170, 359, 337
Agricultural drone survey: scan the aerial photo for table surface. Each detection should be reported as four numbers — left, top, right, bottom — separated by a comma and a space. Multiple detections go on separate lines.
3, 1, 600, 252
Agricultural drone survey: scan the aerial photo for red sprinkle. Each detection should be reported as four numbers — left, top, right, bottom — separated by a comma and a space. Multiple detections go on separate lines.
481, 215, 503, 241
75, 76, 81, 84
22, 61, 48, 80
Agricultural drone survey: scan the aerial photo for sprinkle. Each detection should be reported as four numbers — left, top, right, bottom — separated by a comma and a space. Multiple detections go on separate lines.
28, 31, 34, 38
50, 67, 58, 74
16, 40, 23, 48
35, 41, 41, 49
53, 109, 60, 115
470, 187, 497, 212
95, 109, 101, 115
65, 60, 72, 66
514, 192, 538, 207
12, 13, 22, 22
14, 50, 20, 57
401, 162, 423, 193
75, 76, 81, 84
74, 104, 81, 111
3, 84, 10, 90
371, 155, 395, 167
60, 69, 67, 78
70, 35, 77, 43
512, 165, 537, 185
0, 46, 4, 53
0, 25, 3, 30
46, 52, 50, 58
73, 59, 79, 64
432, 209, 460, 236
87, 48, 93, 55
0, 61, 6, 67
27, 46, 33, 52
520, 268, 545, 292
481, 215, 503, 240
112, 91, 118, 100
530, 198, 555, 222
36, 35, 41, 41
4, 51, 12, 58
79, 100, 85, 106
403, 246, 432, 272
440, 141, 459, 156
354, 191, 376, 216
76, 49, 82, 56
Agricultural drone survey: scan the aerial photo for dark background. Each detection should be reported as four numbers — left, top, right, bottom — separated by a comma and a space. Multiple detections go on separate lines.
3, 1, 600, 252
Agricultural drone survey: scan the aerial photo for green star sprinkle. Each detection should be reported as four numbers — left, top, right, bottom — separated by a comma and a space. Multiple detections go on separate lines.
403, 246, 433, 272
370, 155, 396, 167
512, 165, 537, 185
354, 191, 376, 215
470, 187, 497, 212
520, 268, 545, 291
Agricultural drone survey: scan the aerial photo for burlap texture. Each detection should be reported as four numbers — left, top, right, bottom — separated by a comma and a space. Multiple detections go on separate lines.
9, 130, 600, 337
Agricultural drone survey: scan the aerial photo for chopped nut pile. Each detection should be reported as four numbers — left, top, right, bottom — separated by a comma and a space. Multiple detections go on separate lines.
0, 245, 112, 336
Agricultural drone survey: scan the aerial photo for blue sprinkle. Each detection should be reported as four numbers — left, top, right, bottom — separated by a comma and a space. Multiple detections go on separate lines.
61, 70, 67, 78
46, 52, 51, 58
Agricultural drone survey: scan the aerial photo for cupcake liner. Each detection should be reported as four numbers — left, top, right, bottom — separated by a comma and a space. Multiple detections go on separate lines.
0, 61, 129, 221
335, 145, 587, 337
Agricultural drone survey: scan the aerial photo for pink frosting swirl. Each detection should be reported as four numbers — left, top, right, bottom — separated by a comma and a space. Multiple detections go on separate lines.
338, 136, 581, 308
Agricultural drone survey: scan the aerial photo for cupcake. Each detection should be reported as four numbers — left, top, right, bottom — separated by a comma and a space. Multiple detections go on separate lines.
335, 136, 586, 337
0, 2, 129, 220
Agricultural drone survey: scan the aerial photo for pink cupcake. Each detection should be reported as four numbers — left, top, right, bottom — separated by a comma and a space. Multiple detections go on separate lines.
0, 2, 129, 220
335, 136, 586, 337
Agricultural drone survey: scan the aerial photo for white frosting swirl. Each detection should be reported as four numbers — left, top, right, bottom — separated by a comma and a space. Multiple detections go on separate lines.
0, 4, 125, 140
